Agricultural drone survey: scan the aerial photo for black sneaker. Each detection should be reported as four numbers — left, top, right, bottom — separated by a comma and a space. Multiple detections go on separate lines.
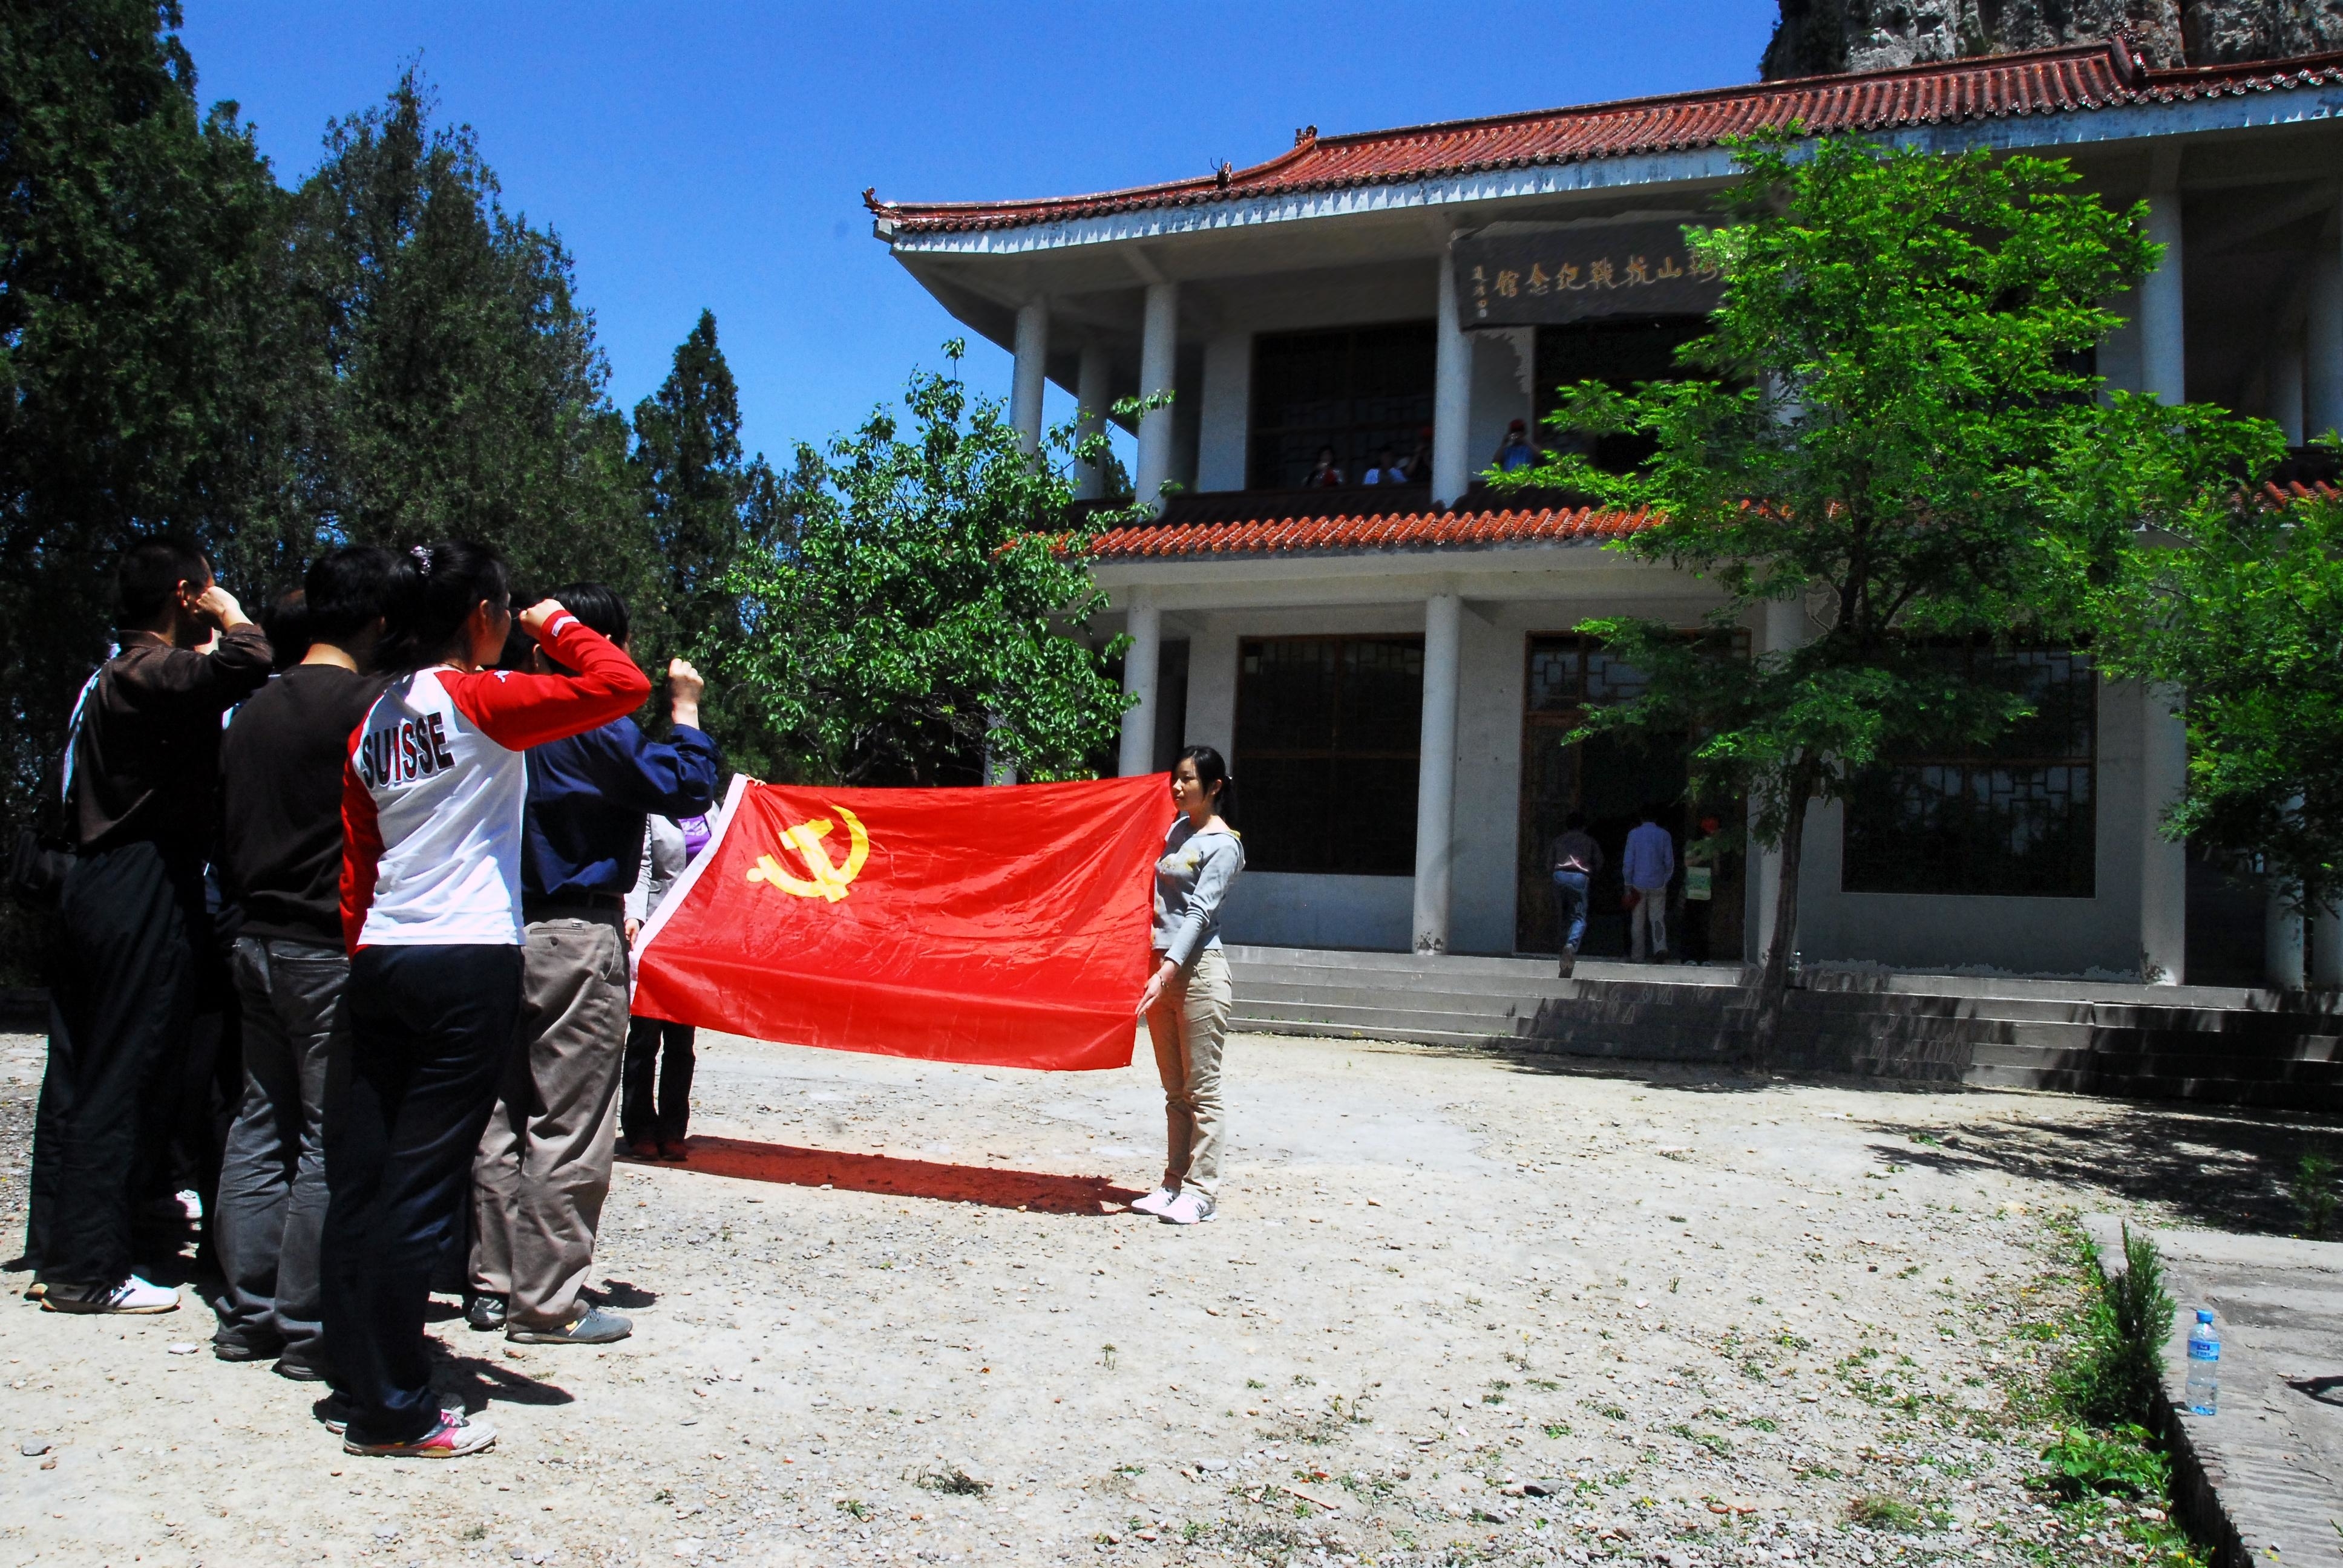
463, 1293, 507, 1332
212, 1336, 281, 1364
274, 1356, 330, 1383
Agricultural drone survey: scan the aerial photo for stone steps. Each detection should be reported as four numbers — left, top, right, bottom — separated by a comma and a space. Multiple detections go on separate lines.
1222, 945, 2343, 1108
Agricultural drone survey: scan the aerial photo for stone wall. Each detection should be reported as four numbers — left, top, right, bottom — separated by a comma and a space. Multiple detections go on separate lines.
1759, 0, 2343, 79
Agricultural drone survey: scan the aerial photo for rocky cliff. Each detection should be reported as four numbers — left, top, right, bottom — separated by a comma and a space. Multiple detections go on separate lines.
1759, 0, 2343, 79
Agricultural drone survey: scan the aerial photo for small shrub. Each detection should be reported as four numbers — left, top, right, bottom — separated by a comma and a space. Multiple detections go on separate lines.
914, 1466, 989, 1496
2056, 1225, 2173, 1429
2037, 1426, 2168, 1500
2289, 1149, 2339, 1239
1847, 1495, 1922, 1530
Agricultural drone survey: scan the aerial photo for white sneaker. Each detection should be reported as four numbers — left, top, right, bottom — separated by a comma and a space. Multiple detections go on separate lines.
1130, 1187, 1176, 1217
1160, 1192, 1216, 1225
42, 1275, 180, 1314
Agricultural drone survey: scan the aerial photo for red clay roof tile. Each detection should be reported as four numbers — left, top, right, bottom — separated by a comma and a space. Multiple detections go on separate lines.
871, 42, 2343, 236
1090, 506, 1656, 560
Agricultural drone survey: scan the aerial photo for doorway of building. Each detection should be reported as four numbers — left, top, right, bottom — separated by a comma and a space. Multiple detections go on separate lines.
1515, 633, 1745, 960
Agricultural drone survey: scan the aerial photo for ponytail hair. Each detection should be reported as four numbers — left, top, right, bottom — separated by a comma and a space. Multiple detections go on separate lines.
378, 538, 511, 673
1179, 743, 1234, 818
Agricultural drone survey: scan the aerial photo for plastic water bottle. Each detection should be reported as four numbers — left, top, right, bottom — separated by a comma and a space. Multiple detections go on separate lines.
2185, 1310, 2220, 1416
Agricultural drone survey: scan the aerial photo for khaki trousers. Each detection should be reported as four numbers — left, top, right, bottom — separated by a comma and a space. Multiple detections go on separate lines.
1143, 945, 1233, 1201
470, 915, 629, 1328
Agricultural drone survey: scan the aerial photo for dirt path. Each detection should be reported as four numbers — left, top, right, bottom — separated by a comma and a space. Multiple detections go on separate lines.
0, 1025, 2281, 1567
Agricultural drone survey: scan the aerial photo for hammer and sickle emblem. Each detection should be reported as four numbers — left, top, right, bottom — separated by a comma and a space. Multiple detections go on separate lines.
746, 806, 871, 903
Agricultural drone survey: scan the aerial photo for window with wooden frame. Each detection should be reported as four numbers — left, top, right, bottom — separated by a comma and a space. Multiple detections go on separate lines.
1234, 636, 1424, 875
1248, 324, 1436, 491
1841, 648, 2097, 898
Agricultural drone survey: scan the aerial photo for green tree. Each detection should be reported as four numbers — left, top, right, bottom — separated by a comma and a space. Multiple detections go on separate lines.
0, 0, 289, 976
2080, 433, 2341, 926
719, 342, 1135, 786
1499, 132, 2174, 1051
280, 67, 650, 609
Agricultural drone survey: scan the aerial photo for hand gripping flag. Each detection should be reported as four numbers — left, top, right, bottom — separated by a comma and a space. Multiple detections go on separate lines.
632, 773, 1172, 1071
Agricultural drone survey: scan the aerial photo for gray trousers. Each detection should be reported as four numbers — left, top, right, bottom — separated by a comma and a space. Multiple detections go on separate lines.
470, 914, 629, 1329
214, 936, 349, 1366
1144, 945, 1234, 1201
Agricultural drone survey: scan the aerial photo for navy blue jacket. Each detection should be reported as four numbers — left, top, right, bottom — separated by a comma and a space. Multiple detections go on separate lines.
522, 717, 721, 901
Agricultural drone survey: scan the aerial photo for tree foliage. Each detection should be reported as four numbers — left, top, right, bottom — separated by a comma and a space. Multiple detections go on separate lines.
1499, 132, 2182, 1036
719, 344, 1135, 786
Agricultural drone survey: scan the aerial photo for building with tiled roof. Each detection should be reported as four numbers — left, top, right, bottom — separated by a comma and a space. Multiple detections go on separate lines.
870, 40, 2343, 985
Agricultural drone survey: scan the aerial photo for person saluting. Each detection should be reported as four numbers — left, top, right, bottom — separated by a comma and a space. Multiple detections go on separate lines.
1133, 747, 1245, 1226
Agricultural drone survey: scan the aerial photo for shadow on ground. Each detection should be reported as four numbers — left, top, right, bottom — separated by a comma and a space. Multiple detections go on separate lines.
1859, 1105, 2343, 1236
624, 1137, 1145, 1216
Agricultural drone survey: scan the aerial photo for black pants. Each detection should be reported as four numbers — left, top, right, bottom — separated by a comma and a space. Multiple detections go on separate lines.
321, 944, 521, 1446
620, 1016, 696, 1145
27, 841, 209, 1287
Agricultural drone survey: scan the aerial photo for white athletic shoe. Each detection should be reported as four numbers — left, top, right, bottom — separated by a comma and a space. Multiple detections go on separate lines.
42, 1275, 180, 1314
1130, 1187, 1176, 1217
1159, 1192, 1216, 1226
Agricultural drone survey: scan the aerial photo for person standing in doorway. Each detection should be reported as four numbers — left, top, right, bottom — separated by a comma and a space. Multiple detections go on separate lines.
621, 810, 713, 1160
1134, 747, 1245, 1227
326, 543, 648, 1458
27, 538, 272, 1315
1622, 805, 1675, 964
1548, 810, 1603, 978
466, 584, 718, 1345
212, 546, 400, 1377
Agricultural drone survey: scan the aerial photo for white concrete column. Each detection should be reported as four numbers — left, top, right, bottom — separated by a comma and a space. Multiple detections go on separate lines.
1117, 595, 1161, 777
2267, 882, 2306, 991
1432, 253, 1472, 507
2270, 338, 2306, 446
2139, 682, 2189, 984
1412, 592, 1463, 954
1750, 598, 1807, 964
2309, 215, 2343, 440
2313, 903, 2343, 988
1010, 300, 1050, 458
1073, 341, 1111, 501
2141, 188, 2186, 405
1134, 283, 1179, 511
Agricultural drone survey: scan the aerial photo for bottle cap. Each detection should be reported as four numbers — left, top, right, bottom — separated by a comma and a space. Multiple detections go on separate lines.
2197, 1310, 2214, 1322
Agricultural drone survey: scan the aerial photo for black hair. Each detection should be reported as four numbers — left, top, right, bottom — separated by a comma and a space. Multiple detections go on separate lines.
549, 582, 629, 647
1565, 809, 1587, 831
304, 544, 402, 648
378, 539, 511, 673
261, 588, 310, 672
116, 537, 211, 629
1177, 744, 1233, 815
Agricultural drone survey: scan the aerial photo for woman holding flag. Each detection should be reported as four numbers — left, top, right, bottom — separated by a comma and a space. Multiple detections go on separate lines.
1134, 746, 1245, 1226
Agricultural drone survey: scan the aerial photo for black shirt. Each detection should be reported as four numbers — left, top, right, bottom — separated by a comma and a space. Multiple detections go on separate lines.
71, 627, 274, 855
219, 663, 386, 945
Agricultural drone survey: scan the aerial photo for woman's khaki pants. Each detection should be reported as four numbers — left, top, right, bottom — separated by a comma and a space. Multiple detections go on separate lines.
1143, 946, 1233, 1200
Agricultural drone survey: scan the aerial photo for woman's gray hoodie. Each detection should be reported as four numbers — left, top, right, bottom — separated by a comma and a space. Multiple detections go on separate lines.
1151, 817, 1245, 969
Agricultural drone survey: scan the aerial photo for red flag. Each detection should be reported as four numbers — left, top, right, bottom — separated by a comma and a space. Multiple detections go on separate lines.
632, 773, 1170, 1071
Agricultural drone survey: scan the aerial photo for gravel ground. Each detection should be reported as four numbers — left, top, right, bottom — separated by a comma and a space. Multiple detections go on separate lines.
0, 1023, 2311, 1568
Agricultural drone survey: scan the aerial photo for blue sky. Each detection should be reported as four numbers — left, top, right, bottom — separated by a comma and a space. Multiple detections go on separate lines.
178, 2, 1778, 468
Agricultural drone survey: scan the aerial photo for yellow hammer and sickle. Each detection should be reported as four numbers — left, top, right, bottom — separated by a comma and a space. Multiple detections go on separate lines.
746, 806, 870, 903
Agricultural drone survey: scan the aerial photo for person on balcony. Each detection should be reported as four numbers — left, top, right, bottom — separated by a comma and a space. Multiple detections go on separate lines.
1306, 446, 1345, 487
1361, 445, 1409, 485
1493, 419, 1537, 472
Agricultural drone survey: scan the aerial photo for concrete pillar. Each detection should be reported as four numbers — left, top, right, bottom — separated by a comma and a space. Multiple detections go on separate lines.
1412, 592, 1463, 954
1074, 341, 1111, 501
2267, 882, 2306, 992
1009, 301, 1049, 458
1117, 595, 1161, 777
1750, 598, 1806, 964
2140, 682, 2189, 984
2270, 337, 2306, 446
1432, 253, 1472, 507
2309, 215, 2343, 441
1134, 283, 1179, 511
2141, 188, 2186, 405
2313, 903, 2343, 988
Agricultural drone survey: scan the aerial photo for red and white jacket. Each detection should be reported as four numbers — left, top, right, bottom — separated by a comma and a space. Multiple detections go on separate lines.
341, 615, 651, 952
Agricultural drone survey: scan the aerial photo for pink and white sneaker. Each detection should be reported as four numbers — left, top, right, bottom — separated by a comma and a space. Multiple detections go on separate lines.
343, 1410, 496, 1458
